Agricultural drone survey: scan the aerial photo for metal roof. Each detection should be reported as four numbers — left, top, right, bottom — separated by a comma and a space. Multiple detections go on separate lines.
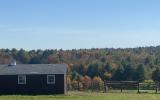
0, 64, 68, 75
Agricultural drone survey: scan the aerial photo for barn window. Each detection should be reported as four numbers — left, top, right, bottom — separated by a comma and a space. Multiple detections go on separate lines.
47, 75, 55, 84
18, 75, 26, 84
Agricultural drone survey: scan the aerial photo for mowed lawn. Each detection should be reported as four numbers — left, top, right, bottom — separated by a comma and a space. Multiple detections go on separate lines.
0, 92, 160, 100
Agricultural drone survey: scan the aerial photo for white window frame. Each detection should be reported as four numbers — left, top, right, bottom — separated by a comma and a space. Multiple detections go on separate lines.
18, 75, 26, 84
47, 75, 55, 84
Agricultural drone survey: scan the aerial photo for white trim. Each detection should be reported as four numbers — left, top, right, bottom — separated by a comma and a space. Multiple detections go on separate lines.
47, 75, 55, 84
18, 75, 26, 84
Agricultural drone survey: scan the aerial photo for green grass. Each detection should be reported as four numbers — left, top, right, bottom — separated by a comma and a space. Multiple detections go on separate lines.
0, 92, 160, 100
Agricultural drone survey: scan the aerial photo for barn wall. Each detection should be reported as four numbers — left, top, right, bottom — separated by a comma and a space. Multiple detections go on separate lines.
0, 74, 65, 94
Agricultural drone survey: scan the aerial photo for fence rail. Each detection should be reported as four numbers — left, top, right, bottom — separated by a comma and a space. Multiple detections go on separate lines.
105, 81, 160, 93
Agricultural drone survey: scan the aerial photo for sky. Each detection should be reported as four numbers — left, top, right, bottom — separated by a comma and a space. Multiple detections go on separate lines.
0, 0, 160, 50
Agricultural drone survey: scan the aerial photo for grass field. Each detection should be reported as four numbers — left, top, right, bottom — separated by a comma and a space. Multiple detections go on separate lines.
0, 92, 160, 100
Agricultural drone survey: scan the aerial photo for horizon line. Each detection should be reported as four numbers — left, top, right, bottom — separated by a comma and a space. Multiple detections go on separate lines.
0, 45, 160, 51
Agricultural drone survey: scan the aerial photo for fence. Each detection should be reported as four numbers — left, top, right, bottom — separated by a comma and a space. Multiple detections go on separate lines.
68, 81, 160, 93
68, 81, 105, 92
105, 81, 160, 93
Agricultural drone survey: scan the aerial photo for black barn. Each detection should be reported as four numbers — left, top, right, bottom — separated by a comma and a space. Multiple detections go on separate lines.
0, 64, 67, 94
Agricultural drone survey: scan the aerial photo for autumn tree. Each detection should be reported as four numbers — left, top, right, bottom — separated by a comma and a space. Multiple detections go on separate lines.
81, 75, 92, 89
92, 76, 104, 90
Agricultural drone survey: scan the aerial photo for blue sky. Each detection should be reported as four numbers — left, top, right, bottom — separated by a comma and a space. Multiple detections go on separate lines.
0, 0, 160, 50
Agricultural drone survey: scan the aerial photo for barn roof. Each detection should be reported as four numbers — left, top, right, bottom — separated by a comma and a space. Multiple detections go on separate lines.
0, 64, 68, 75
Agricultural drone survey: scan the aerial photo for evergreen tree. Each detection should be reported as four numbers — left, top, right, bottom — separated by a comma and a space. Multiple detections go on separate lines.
112, 65, 125, 81
104, 62, 112, 72
87, 63, 99, 78
135, 64, 146, 82
123, 63, 136, 81
152, 67, 160, 82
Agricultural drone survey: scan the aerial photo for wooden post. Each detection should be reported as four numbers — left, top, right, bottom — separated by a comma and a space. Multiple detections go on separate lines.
105, 86, 108, 93
104, 81, 106, 93
138, 82, 140, 93
121, 88, 123, 93
105, 83, 109, 93
120, 82, 124, 93
78, 81, 80, 91
64, 74, 67, 95
156, 87, 158, 93
156, 82, 158, 93
77, 75, 80, 91
121, 82, 123, 93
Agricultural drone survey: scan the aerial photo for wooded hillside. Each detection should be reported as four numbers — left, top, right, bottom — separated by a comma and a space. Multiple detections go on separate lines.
1, 46, 160, 89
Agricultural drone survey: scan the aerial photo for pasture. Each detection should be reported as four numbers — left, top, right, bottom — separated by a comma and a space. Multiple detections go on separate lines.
0, 92, 160, 100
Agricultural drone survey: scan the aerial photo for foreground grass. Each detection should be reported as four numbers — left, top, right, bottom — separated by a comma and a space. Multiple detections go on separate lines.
0, 92, 160, 100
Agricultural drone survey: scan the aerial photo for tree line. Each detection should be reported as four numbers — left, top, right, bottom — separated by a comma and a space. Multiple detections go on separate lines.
1, 46, 160, 89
